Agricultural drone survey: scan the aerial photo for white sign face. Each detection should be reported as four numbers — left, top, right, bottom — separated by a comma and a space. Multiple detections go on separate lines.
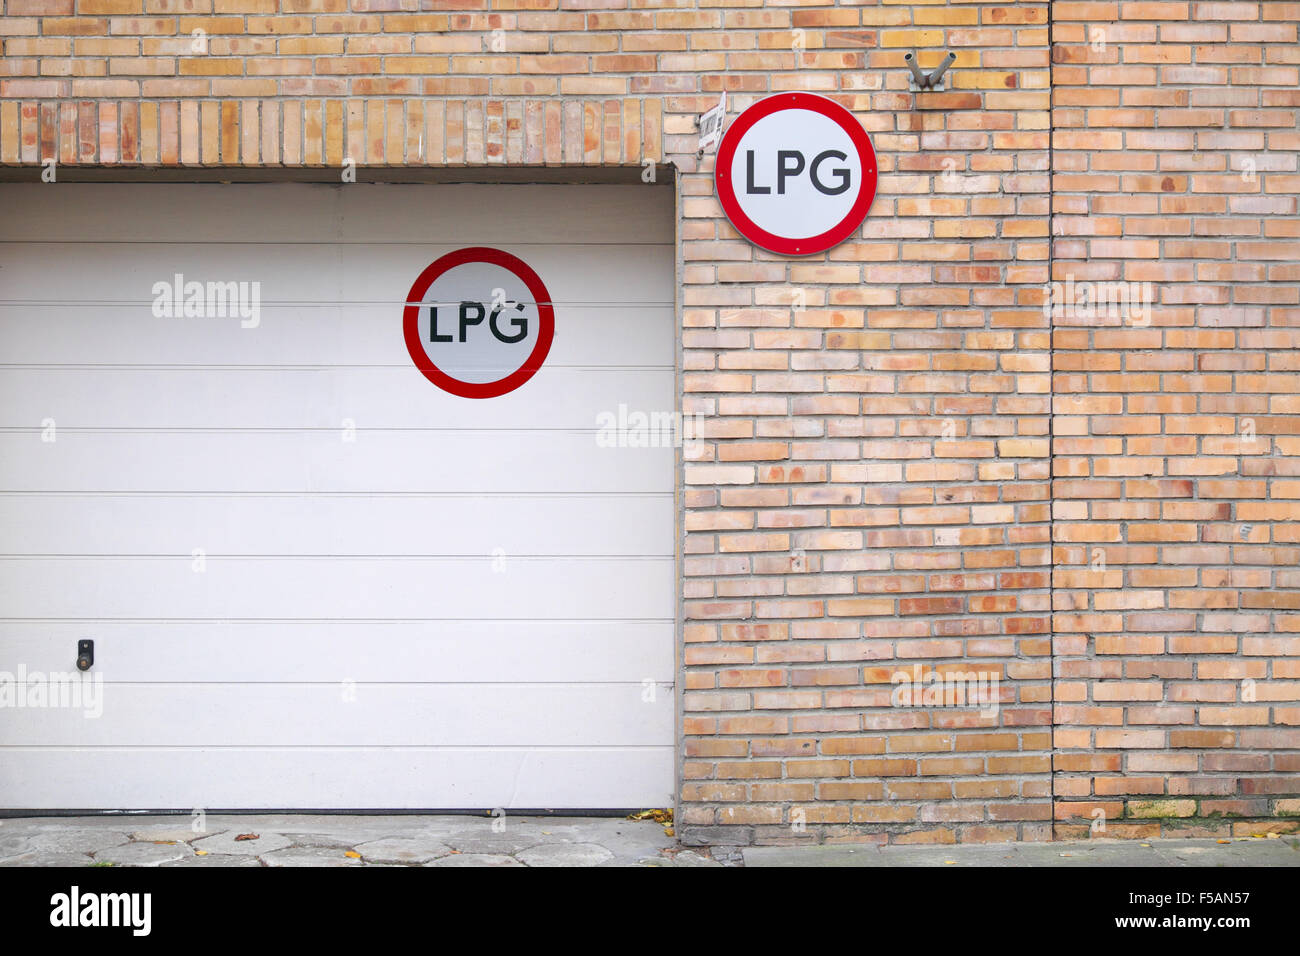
727, 109, 862, 241
403, 248, 555, 399
715, 92, 878, 256
415, 261, 539, 385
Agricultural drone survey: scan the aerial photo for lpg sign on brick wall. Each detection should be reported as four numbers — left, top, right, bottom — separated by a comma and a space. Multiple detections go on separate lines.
715, 92, 878, 256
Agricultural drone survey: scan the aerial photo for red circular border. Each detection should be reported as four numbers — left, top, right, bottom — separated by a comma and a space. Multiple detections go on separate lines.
715, 92, 878, 257
402, 247, 555, 399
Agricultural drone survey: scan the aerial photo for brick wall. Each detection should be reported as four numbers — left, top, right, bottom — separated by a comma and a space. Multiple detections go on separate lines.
676, 4, 1054, 847
1050, 0, 1300, 840
0, 0, 1295, 845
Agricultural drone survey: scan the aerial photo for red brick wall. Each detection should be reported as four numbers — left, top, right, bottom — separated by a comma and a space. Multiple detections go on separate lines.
0, 0, 1295, 845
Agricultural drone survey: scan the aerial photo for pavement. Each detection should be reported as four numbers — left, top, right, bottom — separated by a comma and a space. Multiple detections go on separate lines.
0, 814, 716, 868
0, 815, 1295, 867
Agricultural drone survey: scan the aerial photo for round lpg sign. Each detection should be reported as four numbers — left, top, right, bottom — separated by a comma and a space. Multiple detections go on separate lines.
403, 247, 554, 399
715, 92, 877, 256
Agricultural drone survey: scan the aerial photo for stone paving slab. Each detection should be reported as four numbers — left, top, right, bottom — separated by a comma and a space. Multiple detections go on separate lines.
742, 836, 1300, 868
259, 846, 364, 868
0, 852, 101, 868
517, 842, 615, 867
93, 841, 194, 867
1, 827, 130, 857
354, 837, 453, 864
192, 830, 294, 857
426, 852, 524, 867
162, 854, 263, 868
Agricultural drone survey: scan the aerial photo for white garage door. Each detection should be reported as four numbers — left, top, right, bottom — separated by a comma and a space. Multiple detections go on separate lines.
0, 182, 676, 810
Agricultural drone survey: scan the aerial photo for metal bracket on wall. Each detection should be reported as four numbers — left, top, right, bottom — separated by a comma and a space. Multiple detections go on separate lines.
906, 51, 956, 93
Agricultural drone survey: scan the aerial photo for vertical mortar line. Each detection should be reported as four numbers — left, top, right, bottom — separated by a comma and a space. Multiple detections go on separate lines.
1046, 0, 1057, 841
673, 157, 686, 836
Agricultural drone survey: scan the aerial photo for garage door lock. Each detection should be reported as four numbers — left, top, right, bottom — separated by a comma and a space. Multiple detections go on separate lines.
76, 640, 94, 672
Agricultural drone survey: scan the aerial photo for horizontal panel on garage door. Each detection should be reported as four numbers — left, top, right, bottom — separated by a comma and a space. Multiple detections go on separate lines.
0, 183, 674, 245
0, 494, 672, 557
0, 684, 672, 747
0, 243, 673, 307
0, 367, 674, 430
0, 749, 675, 810
0, 304, 674, 367
0, 181, 676, 810
0, 556, 673, 619
0, 621, 674, 683
0, 431, 672, 493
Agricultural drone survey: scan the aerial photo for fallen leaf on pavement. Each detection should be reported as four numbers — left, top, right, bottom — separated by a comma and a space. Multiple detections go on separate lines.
234, 833, 259, 842
628, 808, 673, 825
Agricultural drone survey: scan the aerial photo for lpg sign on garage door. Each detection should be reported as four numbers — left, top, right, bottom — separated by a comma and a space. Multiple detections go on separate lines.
715, 92, 878, 256
403, 247, 555, 399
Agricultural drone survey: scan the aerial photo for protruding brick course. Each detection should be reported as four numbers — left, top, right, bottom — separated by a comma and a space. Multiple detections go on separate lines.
0, 95, 662, 166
